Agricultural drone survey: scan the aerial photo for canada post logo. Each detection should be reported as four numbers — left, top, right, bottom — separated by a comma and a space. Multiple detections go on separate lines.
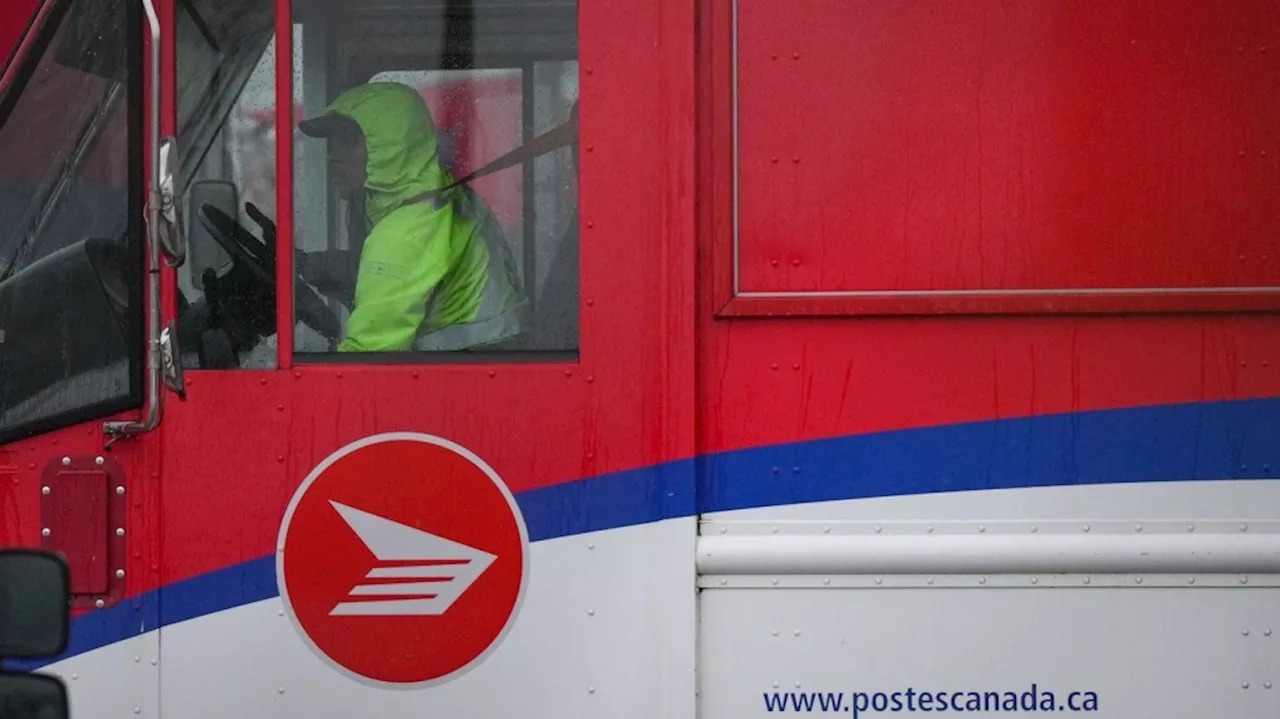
276, 433, 530, 688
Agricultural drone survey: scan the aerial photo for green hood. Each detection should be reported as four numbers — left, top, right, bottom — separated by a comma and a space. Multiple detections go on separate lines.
323, 82, 453, 226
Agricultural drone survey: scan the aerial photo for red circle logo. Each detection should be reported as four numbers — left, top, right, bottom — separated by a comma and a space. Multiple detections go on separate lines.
277, 433, 529, 688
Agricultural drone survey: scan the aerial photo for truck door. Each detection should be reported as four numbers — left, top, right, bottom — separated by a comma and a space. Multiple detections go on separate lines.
156, 0, 695, 715
0, 0, 164, 716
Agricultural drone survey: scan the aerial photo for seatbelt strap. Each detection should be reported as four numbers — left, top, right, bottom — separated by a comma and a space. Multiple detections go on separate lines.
408, 102, 578, 206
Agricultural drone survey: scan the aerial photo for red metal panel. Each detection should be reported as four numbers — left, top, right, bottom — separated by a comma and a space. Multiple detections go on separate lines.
39, 455, 127, 609
721, 0, 1280, 315
275, 0, 293, 368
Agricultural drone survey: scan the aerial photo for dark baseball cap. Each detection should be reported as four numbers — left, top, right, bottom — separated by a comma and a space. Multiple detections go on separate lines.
297, 111, 362, 140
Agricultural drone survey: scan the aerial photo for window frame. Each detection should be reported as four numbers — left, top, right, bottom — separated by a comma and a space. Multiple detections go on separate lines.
0, 0, 145, 445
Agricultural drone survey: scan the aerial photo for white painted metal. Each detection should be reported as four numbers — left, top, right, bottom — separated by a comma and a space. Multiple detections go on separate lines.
698, 587, 1280, 718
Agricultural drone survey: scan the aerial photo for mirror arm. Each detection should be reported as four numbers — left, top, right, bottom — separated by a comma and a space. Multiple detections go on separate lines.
105, 0, 166, 446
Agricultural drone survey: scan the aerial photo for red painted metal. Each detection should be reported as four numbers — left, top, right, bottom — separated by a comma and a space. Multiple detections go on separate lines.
275, 0, 293, 367
711, 0, 1280, 316
0, 0, 44, 95
39, 455, 127, 610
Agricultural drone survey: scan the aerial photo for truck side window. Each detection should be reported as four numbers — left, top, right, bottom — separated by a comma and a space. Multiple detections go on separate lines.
290, 2, 580, 361
0, 0, 143, 442
172, 0, 279, 370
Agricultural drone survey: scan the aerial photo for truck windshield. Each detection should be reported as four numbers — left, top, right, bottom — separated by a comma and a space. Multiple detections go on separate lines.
0, 0, 141, 441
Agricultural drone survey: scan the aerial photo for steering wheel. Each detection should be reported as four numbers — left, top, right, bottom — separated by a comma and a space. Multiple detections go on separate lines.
197, 203, 344, 342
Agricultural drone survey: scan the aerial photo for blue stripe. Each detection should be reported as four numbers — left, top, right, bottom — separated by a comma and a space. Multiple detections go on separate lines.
11, 397, 1279, 670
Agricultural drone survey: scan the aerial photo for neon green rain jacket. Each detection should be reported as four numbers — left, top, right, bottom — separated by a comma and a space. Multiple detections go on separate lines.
322, 82, 526, 352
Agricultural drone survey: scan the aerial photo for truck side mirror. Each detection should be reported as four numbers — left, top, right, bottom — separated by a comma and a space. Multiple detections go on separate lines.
0, 549, 69, 657
0, 674, 69, 719
0, 549, 71, 719
186, 180, 240, 291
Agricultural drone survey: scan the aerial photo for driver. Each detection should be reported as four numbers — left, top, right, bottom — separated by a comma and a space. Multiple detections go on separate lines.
296, 81, 527, 352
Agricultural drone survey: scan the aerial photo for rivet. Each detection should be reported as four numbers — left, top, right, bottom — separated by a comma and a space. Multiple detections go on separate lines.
791, 260, 800, 267
1031, 577, 1039, 585
978, 525, 986, 533
277, 455, 284, 463
792, 53, 799, 60
335, 372, 342, 379
823, 526, 830, 534
1240, 150, 1248, 156
927, 526, 934, 534
1265, 629, 1272, 636
587, 222, 595, 229
794, 681, 801, 688
793, 629, 800, 636
792, 157, 800, 163
134, 656, 140, 663
770, 259, 779, 267
1241, 575, 1249, 584
1241, 523, 1249, 532
1083, 524, 1090, 532
1030, 524, 1038, 533
1187, 524, 1195, 532
823, 578, 830, 586
771, 157, 779, 164
134, 707, 141, 715
771, 364, 779, 371
771, 526, 778, 534
1188, 577, 1196, 584
1243, 681, 1250, 689
42, 486, 50, 495
1243, 628, 1250, 636
792, 466, 800, 473
586, 68, 593, 74
96, 599, 105, 608
587, 542, 595, 550
61, 457, 70, 466
792, 363, 800, 370
1266, 682, 1273, 689
586, 452, 595, 460
489, 371, 496, 378
1135, 524, 1143, 532
95, 456, 105, 465
116, 528, 125, 537
587, 376, 595, 383
875, 577, 882, 585
586, 299, 594, 307
772, 630, 779, 636
150, 659, 157, 666
278, 609, 285, 616
259, 378, 267, 386
588, 687, 595, 694
771, 53, 778, 60
278, 687, 285, 695
978, 576, 986, 585
771, 579, 779, 585
294, 371, 302, 378
1083, 576, 1091, 585
564, 370, 573, 377
412, 371, 420, 379
587, 608, 595, 616
277, 404, 284, 411
719, 527, 727, 534
117, 569, 125, 578
874, 525, 882, 534
586, 145, 594, 152
41, 528, 50, 537
719, 578, 727, 586
926, 577, 934, 585
773, 681, 780, 688
1135, 576, 1143, 584
71, 673, 77, 680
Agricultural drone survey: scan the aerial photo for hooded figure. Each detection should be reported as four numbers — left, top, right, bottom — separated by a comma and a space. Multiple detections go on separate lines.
298, 82, 527, 352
